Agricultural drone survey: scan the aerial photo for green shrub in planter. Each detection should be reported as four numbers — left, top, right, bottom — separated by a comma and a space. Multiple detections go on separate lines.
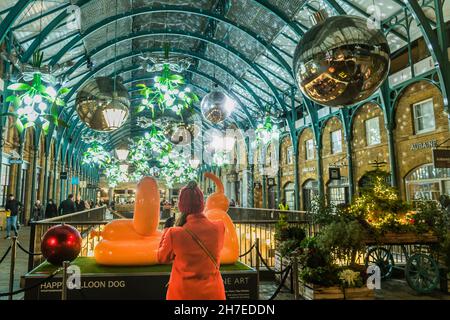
316, 219, 367, 266
297, 237, 340, 286
277, 227, 306, 257
275, 214, 307, 257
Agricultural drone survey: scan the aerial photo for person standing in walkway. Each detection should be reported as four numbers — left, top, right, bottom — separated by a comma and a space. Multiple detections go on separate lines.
75, 196, 86, 212
158, 181, 226, 300
58, 194, 77, 215
4, 194, 21, 239
33, 200, 43, 221
163, 200, 171, 219
45, 199, 58, 218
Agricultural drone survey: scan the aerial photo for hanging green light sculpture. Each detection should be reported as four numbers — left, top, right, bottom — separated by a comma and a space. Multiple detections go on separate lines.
2, 51, 70, 134
136, 46, 199, 117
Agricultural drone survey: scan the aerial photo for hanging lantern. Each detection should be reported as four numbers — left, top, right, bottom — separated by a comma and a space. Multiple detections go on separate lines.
293, 12, 390, 107
115, 148, 129, 161
76, 77, 130, 132
201, 87, 236, 124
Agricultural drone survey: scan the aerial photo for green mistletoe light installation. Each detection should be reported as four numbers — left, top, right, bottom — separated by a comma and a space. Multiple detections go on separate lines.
1, 52, 70, 135
128, 127, 172, 173
126, 127, 199, 186
212, 150, 232, 167
84, 126, 199, 187
82, 143, 111, 168
136, 64, 198, 117
104, 161, 129, 188
160, 155, 198, 188
254, 106, 282, 146
136, 47, 198, 118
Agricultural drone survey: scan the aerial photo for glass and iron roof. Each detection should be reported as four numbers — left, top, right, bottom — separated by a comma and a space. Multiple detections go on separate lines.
1, 0, 449, 151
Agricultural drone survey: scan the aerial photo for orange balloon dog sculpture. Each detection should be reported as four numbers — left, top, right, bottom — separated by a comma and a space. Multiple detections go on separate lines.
204, 172, 239, 264
93, 177, 162, 265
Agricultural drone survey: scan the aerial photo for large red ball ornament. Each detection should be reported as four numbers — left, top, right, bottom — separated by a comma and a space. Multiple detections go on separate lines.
41, 224, 82, 266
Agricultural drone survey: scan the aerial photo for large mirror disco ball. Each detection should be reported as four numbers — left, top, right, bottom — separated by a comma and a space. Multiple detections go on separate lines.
293, 15, 390, 107
201, 90, 235, 124
76, 77, 130, 132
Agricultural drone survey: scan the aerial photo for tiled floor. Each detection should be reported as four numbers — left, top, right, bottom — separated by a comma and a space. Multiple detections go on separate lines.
1, 227, 449, 300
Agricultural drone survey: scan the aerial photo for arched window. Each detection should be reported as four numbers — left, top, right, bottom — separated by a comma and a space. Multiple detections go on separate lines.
405, 164, 450, 203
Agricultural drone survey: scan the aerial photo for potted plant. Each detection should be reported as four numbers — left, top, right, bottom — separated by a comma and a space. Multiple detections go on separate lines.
295, 236, 374, 300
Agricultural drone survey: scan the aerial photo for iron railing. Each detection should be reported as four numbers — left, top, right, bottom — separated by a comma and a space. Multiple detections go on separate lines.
27, 206, 311, 270
26, 205, 429, 273
27, 206, 107, 271
228, 207, 307, 221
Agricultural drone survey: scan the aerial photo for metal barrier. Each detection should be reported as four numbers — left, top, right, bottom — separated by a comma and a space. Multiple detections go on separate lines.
228, 207, 307, 222
235, 220, 312, 268
27, 206, 107, 271
27, 206, 311, 270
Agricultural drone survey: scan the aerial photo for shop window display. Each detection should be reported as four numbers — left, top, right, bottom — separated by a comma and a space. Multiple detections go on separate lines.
406, 164, 450, 203
327, 177, 349, 206
287, 146, 294, 164
0, 163, 10, 207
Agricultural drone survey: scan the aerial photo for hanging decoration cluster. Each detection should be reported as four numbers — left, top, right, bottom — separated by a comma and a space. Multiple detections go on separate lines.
82, 143, 111, 168
103, 160, 129, 188
212, 150, 231, 167
127, 127, 198, 187
159, 152, 198, 188
136, 46, 198, 118
254, 115, 281, 146
1, 52, 70, 135
136, 64, 198, 117
83, 126, 199, 188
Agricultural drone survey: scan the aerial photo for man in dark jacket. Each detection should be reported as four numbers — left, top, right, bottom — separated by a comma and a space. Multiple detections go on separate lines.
58, 194, 77, 215
5, 194, 21, 239
45, 199, 58, 218
75, 196, 86, 212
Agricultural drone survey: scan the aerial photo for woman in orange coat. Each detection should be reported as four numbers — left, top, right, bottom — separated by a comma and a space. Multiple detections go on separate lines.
158, 181, 226, 300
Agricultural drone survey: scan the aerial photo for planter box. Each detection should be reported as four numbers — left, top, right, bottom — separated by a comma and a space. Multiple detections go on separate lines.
274, 251, 375, 300
298, 281, 375, 300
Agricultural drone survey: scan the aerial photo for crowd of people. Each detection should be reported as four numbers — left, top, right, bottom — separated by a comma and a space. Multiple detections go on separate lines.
3, 193, 102, 239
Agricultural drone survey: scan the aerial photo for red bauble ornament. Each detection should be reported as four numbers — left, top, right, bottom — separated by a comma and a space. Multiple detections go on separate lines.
41, 224, 82, 266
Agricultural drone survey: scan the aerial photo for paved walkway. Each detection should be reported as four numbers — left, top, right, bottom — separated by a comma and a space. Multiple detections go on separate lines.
259, 280, 450, 300
1, 227, 449, 300
0, 226, 31, 300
